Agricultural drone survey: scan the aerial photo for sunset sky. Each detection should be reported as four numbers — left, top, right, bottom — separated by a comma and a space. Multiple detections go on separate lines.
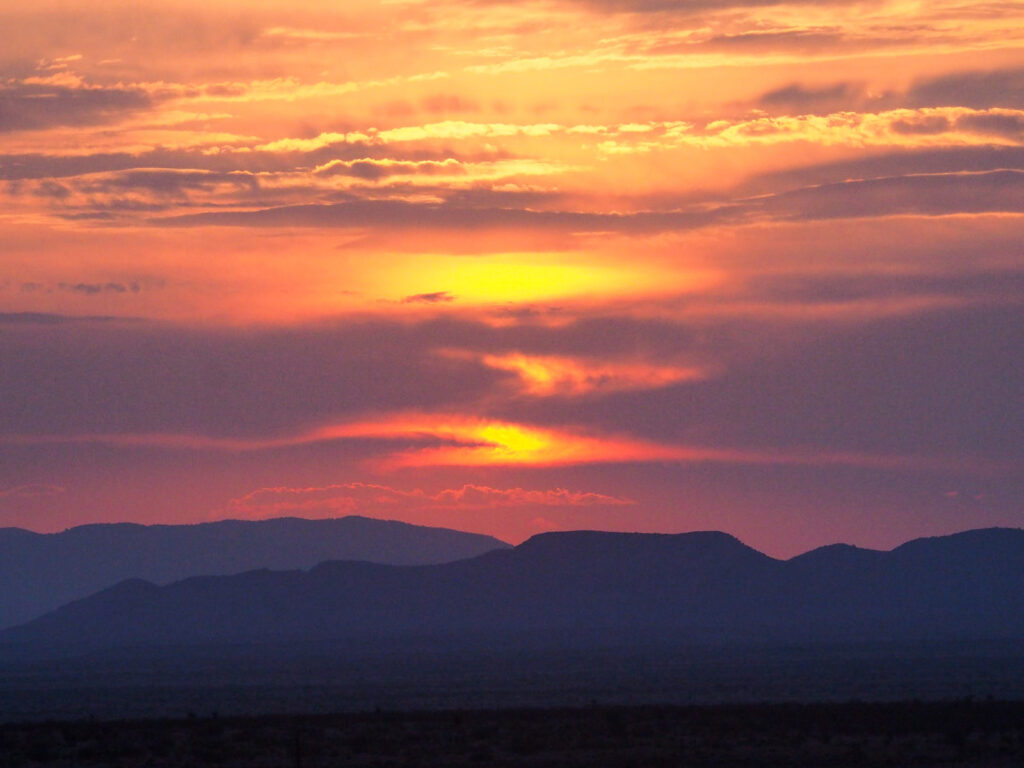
1, 0, 1022, 557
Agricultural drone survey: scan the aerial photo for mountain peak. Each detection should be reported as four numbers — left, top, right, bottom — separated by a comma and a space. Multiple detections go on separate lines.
0, 515, 511, 630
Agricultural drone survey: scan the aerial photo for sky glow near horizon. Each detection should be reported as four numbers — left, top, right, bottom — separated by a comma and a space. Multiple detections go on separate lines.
1, 0, 1022, 556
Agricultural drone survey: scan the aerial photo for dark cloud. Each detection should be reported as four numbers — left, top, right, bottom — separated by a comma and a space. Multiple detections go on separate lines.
420, 94, 479, 114
0, 312, 133, 324
755, 67, 1024, 118
86, 169, 262, 196
0, 308, 763, 441
908, 67, 1024, 109
955, 112, 1024, 139
13, 169, 265, 210
889, 115, 952, 135
761, 169, 1024, 221
626, 28, 855, 58
57, 211, 118, 221
0, 148, 295, 182
699, 29, 846, 53
155, 168, 1024, 233
741, 270, 1024, 307
156, 197, 735, 232
33, 180, 72, 199
0, 483, 64, 499
757, 82, 861, 112
744, 146, 1024, 194
3, 282, 1021, 472
0, 80, 153, 132
495, 304, 1024, 461
0, 145, 510, 183
402, 291, 456, 304
314, 159, 465, 180
58, 281, 140, 295
530, 0, 856, 11
0, 319, 505, 437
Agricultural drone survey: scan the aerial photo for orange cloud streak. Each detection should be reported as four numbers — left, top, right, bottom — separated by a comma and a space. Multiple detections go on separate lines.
477, 352, 707, 396
225, 481, 633, 520
2, 416, 1017, 477
304, 415, 1021, 476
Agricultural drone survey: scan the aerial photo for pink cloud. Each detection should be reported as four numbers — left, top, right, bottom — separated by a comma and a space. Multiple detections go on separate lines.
224, 482, 634, 520
0, 483, 66, 499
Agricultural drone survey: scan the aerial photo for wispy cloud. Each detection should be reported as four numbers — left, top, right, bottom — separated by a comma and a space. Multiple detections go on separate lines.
225, 481, 633, 520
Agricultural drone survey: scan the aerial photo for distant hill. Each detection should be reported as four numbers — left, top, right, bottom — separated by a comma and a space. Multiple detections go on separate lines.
3, 527, 1022, 656
0, 516, 510, 629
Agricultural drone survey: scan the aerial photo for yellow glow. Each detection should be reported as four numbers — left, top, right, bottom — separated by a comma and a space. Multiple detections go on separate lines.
397, 255, 627, 304
381, 252, 706, 306
4, 416, 1013, 475
308, 414, 680, 467
475, 424, 551, 457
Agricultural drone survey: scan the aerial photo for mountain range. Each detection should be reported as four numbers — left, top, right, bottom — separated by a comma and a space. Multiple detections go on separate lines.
0, 516, 509, 629
2, 527, 1022, 657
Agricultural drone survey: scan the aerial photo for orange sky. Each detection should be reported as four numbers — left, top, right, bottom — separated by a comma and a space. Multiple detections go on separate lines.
1, 0, 1022, 556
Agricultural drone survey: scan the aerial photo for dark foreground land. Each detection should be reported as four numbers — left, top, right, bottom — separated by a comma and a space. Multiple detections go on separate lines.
2, 700, 1023, 767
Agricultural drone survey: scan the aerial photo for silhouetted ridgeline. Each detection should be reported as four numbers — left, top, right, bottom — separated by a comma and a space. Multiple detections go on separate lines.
0, 516, 510, 629
1, 527, 1022, 656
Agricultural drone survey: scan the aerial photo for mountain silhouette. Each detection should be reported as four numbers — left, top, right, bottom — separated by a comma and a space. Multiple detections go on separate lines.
2, 528, 1022, 656
0, 516, 509, 629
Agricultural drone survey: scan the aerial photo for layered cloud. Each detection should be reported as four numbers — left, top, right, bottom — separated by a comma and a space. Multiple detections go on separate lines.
225, 482, 633, 520
0, 483, 66, 499
0, 76, 154, 132
2, 0, 1022, 552
1, 302, 1019, 475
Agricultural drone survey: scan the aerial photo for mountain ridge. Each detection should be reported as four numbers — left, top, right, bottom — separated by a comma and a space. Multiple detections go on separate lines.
0, 515, 511, 629
3, 526, 1021, 657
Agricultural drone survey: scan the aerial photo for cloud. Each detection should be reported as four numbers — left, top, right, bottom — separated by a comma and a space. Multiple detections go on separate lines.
313, 158, 466, 179
225, 482, 634, 520
742, 146, 1024, 194
739, 270, 1024, 308
0, 312, 132, 325
955, 112, 1024, 139
699, 29, 846, 54
0, 78, 153, 132
57, 281, 141, 295
473, 352, 707, 396
320, 414, 692, 468
8, 412, 1009, 477
0, 318, 506, 437
693, 107, 1024, 150
79, 169, 262, 195
157, 196, 734, 232
0, 483, 65, 499
757, 81, 862, 113
421, 93, 479, 114
403, 291, 456, 304
0, 143, 449, 182
1, 299, 1020, 476
155, 167, 1024, 235
761, 169, 1024, 221
490, 0, 859, 12
500, 304, 1024, 465
258, 27, 369, 43
909, 67, 1024, 109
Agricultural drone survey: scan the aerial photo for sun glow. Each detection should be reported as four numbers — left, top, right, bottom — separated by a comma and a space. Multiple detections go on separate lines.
383, 252, 681, 306
312, 414, 681, 467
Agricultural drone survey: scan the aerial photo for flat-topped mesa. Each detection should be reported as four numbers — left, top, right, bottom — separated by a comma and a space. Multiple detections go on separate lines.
514, 529, 769, 560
